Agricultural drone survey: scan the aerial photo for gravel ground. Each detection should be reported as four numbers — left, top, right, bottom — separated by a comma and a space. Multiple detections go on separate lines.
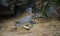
0, 12, 60, 36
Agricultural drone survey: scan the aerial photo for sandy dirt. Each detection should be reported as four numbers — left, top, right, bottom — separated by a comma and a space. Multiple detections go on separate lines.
0, 12, 60, 36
